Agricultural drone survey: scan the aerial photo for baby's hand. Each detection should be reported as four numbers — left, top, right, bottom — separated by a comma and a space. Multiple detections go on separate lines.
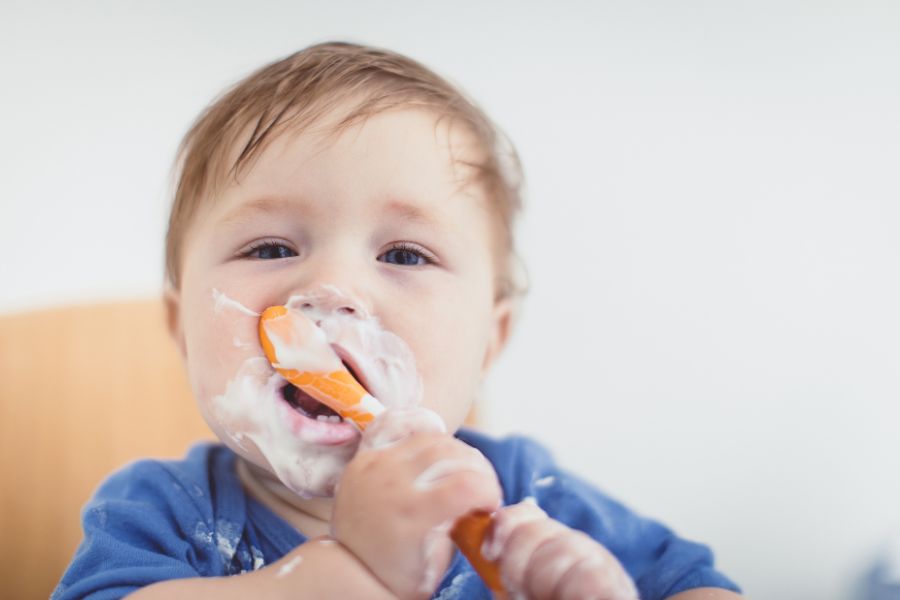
332, 408, 503, 599
484, 499, 638, 600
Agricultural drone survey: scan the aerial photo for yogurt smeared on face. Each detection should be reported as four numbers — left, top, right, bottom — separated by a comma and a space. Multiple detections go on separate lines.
205, 286, 423, 498
284, 286, 423, 411
211, 357, 357, 496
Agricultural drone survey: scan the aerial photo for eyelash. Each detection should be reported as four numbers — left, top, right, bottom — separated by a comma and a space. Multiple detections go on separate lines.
239, 239, 297, 259
383, 242, 436, 266
237, 240, 437, 265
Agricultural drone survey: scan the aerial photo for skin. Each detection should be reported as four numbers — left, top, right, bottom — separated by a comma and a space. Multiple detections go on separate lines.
136, 106, 742, 599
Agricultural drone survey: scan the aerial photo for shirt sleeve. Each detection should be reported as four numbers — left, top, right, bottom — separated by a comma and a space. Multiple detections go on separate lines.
52, 458, 218, 600
467, 431, 742, 600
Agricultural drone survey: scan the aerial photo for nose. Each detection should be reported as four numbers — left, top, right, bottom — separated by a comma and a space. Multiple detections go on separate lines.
288, 284, 369, 321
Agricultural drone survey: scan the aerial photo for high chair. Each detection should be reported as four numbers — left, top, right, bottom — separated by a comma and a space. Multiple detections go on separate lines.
0, 299, 213, 599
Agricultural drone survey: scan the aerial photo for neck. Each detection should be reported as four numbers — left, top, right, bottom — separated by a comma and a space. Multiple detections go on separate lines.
236, 458, 334, 539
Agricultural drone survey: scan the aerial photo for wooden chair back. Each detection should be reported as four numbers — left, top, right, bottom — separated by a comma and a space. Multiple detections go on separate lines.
0, 300, 212, 599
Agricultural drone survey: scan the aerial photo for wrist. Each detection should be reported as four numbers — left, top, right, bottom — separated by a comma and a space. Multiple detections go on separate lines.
293, 536, 396, 599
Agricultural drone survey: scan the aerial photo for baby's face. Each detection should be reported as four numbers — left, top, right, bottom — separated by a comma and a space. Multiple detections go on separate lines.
168, 108, 509, 497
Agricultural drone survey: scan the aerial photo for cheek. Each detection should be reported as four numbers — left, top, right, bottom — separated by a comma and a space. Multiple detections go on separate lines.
182, 287, 264, 402
405, 296, 493, 429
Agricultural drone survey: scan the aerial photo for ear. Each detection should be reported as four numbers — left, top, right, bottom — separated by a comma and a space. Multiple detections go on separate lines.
481, 295, 515, 376
163, 285, 187, 361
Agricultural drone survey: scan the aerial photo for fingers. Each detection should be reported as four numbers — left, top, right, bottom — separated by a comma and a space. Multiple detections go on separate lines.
553, 549, 639, 600
526, 529, 600, 599
360, 406, 446, 451
409, 436, 503, 515
350, 427, 503, 533
482, 497, 546, 561
495, 506, 570, 594
489, 500, 639, 600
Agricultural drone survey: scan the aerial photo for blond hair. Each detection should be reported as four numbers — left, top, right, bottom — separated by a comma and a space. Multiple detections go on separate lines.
165, 41, 524, 298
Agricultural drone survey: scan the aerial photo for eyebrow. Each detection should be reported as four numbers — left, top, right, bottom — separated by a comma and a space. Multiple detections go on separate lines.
216, 196, 441, 229
383, 198, 441, 227
217, 196, 305, 227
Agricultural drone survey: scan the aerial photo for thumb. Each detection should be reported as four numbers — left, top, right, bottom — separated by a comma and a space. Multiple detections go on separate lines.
359, 406, 447, 451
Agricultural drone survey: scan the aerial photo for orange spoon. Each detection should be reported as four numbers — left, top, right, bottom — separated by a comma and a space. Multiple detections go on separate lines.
259, 305, 505, 597
259, 305, 384, 427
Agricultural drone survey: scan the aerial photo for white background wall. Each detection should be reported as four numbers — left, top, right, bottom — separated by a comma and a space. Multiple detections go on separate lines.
3, 2, 899, 598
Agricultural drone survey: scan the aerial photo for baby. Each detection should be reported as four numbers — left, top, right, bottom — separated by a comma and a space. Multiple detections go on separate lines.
55, 42, 742, 599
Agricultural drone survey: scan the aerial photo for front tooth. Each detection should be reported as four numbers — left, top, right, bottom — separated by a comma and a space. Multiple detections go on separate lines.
328, 415, 341, 423
316, 415, 330, 422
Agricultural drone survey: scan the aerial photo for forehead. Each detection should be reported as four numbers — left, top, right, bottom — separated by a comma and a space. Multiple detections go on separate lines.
207, 107, 490, 221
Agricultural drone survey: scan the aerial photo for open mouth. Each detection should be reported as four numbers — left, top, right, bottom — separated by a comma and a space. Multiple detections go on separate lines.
281, 383, 343, 422
280, 359, 368, 424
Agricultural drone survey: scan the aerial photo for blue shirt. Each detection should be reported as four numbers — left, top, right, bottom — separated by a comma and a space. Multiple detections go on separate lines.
54, 429, 741, 599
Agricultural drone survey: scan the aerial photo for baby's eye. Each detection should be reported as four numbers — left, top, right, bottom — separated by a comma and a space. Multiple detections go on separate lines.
378, 243, 434, 266
242, 241, 297, 260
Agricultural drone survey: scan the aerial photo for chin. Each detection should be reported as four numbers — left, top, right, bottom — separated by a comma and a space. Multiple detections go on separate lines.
216, 420, 359, 499
274, 459, 345, 498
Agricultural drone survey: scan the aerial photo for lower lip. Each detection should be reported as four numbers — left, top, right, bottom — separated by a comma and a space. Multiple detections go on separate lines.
279, 396, 360, 446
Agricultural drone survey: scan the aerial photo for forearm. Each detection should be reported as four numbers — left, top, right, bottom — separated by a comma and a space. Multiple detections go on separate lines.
668, 588, 743, 600
126, 538, 395, 600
